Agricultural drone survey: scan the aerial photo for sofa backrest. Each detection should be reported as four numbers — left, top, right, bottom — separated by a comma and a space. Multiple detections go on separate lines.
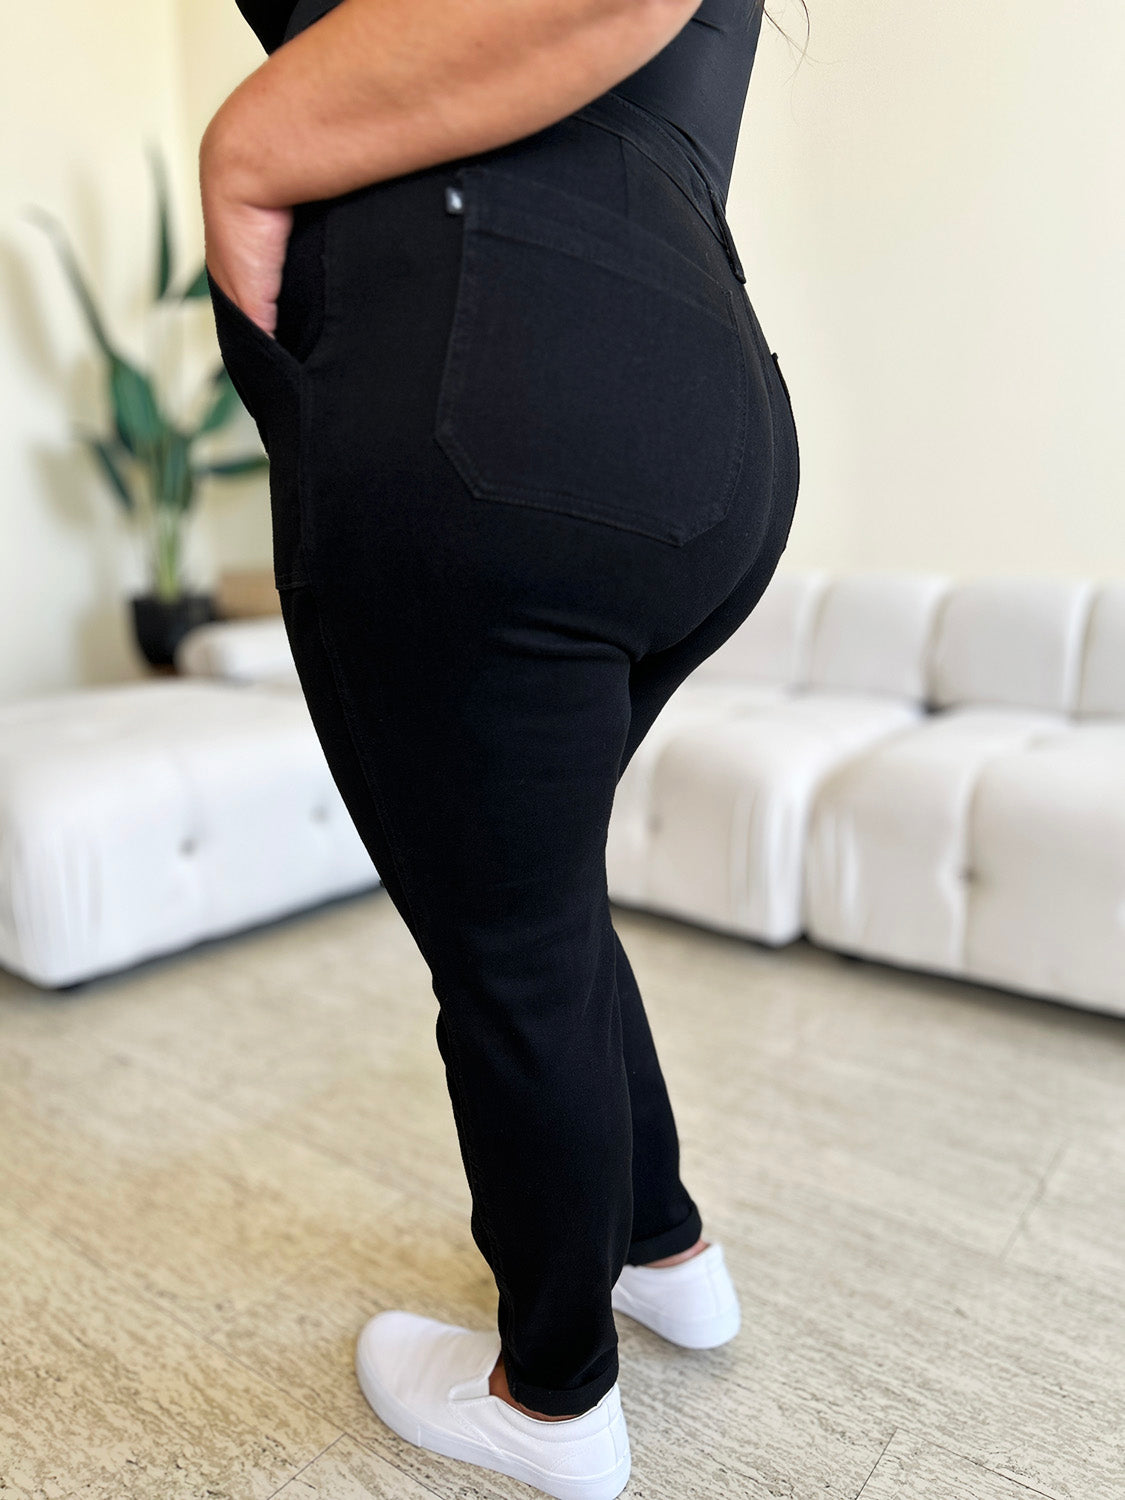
805, 574, 950, 701
694, 570, 828, 685
691, 570, 1124, 720
927, 578, 1093, 714
1077, 583, 1125, 717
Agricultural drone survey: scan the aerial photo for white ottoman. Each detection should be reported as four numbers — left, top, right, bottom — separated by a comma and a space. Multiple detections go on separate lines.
175, 615, 300, 689
0, 679, 380, 988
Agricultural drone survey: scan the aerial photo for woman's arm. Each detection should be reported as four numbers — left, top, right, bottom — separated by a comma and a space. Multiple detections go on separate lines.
200, 0, 699, 333
203, 0, 698, 207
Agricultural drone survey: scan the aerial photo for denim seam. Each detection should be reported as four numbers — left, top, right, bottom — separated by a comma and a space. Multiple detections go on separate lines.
273, 360, 308, 590
505, 1352, 620, 1415
627, 1200, 704, 1264
471, 167, 731, 311
277, 198, 343, 590
574, 98, 728, 264
301, 575, 517, 1318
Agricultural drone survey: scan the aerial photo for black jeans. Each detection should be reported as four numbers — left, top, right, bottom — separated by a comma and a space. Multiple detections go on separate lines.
206, 90, 800, 1416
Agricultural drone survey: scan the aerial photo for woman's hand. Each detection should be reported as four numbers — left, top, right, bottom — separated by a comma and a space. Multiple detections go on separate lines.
200, 114, 294, 340
196, 0, 701, 338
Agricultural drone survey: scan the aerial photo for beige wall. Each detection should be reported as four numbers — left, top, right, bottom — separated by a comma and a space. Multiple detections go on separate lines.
0, 0, 268, 700
2, 0, 180, 697
735, 0, 1125, 577
2, 1, 1121, 700
173, 0, 280, 612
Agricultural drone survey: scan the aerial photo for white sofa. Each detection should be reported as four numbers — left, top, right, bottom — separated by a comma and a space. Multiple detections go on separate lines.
171, 574, 1124, 1016
623, 573, 1124, 1016
0, 679, 378, 987
608, 574, 947, 943
5, 574, 1121, 1009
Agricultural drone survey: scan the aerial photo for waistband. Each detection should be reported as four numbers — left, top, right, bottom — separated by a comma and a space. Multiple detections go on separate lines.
572, 91, 746, 285
280, 0, 747, 284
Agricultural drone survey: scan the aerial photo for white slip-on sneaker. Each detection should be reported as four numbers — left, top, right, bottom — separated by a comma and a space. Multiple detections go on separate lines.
611, 1241, 741, 1349
355, 1309, 631, 1500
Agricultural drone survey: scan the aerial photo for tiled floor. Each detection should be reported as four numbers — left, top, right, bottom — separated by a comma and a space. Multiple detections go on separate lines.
1, 890, 1122, 1498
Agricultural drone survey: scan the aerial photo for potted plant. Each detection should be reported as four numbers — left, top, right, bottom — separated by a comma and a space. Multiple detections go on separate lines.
26, 143, 268, 667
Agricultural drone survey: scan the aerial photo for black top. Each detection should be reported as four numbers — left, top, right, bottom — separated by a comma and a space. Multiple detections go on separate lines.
234, 0, 762, 204
613, 0, 763, 204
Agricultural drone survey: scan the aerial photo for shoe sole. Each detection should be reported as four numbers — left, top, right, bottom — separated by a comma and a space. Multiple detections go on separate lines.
355, 1343, 631, 1500
610, 1284, 741, 1349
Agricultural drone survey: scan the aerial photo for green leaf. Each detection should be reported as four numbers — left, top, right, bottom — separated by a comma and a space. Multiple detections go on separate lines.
24, 207, 118, 362
180, 262, 210, 301
148, 141, 173, 301
81, 432, 135, 512
152, 425, 195, 514
110, 356, 166, 459
24, 205, 172, 462
196, 453, 270, 478
196, 365, 242, 434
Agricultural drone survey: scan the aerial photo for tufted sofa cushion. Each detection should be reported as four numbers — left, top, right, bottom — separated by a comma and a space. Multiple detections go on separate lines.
804, 706, 1070, 974
0, 680, 378, 987
805, 573, 950, 701
628, 692, 922, 944
964, 723, 1125, 1010
927, 578, 1093, 714
1077, 583, 1125, 718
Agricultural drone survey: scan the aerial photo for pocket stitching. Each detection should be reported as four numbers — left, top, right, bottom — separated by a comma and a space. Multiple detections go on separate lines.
468, 163, 731, 317
434, 188, 748, 545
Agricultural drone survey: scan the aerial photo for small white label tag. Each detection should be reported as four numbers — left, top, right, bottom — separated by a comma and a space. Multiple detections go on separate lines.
444, 185, 464, 215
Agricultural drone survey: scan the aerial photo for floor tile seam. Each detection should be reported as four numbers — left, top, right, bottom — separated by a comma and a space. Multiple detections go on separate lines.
853, 1426, 898, 1499
998, 1137, 1072, 1263
886, 1426, 1070, 1500
262, 1434, 351, 1500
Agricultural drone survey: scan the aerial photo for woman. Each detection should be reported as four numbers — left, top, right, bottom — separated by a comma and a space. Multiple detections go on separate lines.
200, 0, 800, 1494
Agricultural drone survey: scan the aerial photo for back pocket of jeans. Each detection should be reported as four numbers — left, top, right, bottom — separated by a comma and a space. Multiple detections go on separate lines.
434, 165, 748, 546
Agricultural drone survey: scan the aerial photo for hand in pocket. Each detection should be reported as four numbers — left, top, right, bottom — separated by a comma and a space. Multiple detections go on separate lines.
200, 127, 294, 341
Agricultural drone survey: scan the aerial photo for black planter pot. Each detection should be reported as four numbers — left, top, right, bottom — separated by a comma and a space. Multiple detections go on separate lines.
131, 591, 216, 668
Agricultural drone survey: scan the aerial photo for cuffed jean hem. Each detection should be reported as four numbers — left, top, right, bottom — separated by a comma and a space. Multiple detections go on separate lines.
626, 1201, 704, 1267
504, 1348, 620, 1418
